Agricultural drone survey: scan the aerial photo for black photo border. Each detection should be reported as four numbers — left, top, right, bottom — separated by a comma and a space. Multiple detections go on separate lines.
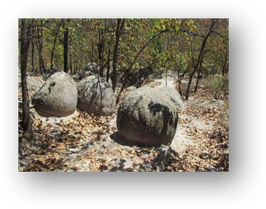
3, 3, 263, 205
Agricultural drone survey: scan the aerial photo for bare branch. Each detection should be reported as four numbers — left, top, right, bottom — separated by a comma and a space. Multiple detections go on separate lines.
116, 29, 171, 103
212, 31, 228, 39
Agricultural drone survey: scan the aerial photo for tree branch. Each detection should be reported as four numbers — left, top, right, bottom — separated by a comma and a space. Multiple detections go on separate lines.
212, 31, 228, 39
116, 29, 170, 103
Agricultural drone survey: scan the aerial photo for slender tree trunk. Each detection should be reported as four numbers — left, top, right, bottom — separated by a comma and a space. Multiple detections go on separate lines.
31, 37, 35, 72
112, 19, 120, 91
20, 19, 34, 132
69, 52, 73, 74
194, 53, 204, 93
106, 47, 111, 82
98, 26, 104, 77
194, 70, 201, 93
112, 18, 125, 92
51, 21, 62, 70
116, 28, 171, 103
36, 21, 45, 75
176, 67, 182, 96
63, 19, 69, 73
185, 19, 217, 100
222, 51, 228, 76
165, 67, 167, 86
185, 74, 193, 100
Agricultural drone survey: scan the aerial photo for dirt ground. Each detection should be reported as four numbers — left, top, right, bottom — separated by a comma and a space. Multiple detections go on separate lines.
18, 72, 229, 172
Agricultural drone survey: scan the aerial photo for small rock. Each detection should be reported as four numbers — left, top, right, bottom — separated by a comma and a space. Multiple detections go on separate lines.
198, 99, 224, 109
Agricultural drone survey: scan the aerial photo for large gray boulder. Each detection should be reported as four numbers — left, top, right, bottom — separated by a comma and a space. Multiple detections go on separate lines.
32, 72, 78, 117
77, 76, 116, 116
117, 87, 178, 146
159, 86, 184, 111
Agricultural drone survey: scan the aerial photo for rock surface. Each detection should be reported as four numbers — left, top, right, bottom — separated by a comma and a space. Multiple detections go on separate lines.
126, 86, 137, 91
159, 86, 184, 111
84, 62, 99, 75
117, 87, 178, 146
77, 76, 116, 116
32, 72, 78, 117
127, 67, 153, 87
198, 99, 225, 109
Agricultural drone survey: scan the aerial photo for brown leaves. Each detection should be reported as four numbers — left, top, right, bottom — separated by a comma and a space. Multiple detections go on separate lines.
166, 87, 229, 172
168, 117, 229, 172
18, 108, 115, 172
18, 85, 229, 172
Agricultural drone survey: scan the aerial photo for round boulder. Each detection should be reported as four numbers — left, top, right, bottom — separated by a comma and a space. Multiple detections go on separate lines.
117, 87, 178, 146
77, 76, 116, 116
159, 86, 184, 111
32, 72, 78, 117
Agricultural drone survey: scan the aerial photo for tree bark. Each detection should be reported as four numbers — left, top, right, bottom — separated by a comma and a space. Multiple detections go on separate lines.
106, 47, 111, 82
165, 67, 168, 86
36, 21, 45, 75
63, 19, 69, 73
31, 37, 35, 72
194, 50, 205, 93
185, 19, 217, 100
112, 18, 125, 92
98, 23, 105, 77
20, 19, 34, 132
51, 21, 62, 70
194, 68, 202, 93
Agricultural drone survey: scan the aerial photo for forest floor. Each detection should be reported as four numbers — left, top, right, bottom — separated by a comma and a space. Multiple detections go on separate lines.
18, 72, 229, 172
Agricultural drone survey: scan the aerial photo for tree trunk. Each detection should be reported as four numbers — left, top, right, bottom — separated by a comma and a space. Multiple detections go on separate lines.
31, 37, 35, 72
69, 51, 73, 74
39, 49, 45, 74
21, 64, 30, 132
185, 19, 217, 100
63, 19, 69, 73
112, 18, 125, 92
106, 47, 111, 82
20, 19, 34, 132
222, 51, 229, 76
98, 26, 105, 77
185, 73, 194, 100
165, 67, 168, 86
36, 21, 45, 75
51, 21, 62, 70
194, 71, 201, 93
116, 28, 171, 103
194, 54, 204, 93
177, 67, 182, 96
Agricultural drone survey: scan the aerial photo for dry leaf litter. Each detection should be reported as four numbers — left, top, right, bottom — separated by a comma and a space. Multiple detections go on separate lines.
18, 74, 229, 172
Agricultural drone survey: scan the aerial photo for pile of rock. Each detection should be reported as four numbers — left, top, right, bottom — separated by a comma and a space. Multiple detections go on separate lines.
71, 62, 100, 81
32, 71, 116, 117
31, 69, 182, 148
81, 62, 100, 79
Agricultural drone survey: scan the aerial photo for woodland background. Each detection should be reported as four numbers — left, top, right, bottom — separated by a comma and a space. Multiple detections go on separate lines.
19, 18, 228, 99
17, 18, 229, 170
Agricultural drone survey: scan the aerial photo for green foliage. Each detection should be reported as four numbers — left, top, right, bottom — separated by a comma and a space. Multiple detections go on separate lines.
19, 18, 229, 92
